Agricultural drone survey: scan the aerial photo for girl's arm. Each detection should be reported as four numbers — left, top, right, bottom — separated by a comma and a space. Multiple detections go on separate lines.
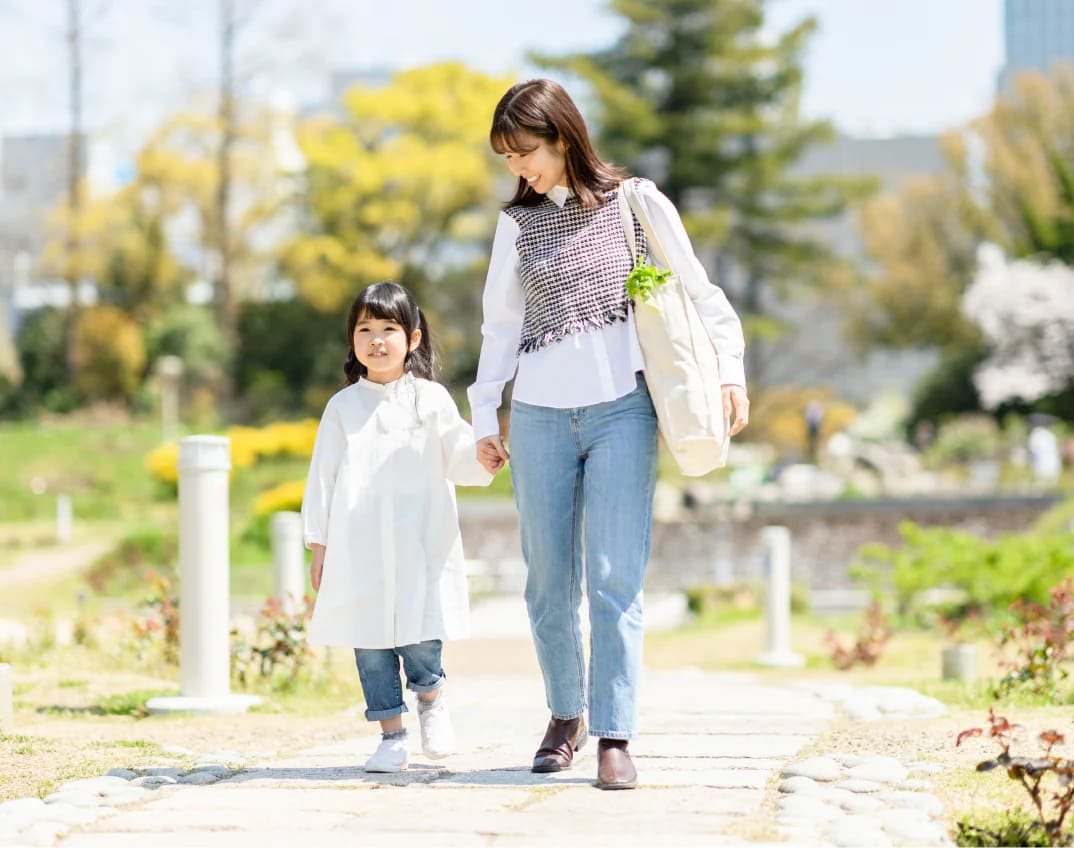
466, 211, 524, 442
436, 386, 495, 487
635, 180, 747, 390
301, 401, 345, 553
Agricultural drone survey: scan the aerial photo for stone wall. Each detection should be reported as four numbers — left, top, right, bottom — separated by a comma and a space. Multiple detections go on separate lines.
458, 495, 1063, 593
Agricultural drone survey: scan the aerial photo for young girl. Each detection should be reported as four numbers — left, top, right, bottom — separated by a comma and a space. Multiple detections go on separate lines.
303, 281, 494, 773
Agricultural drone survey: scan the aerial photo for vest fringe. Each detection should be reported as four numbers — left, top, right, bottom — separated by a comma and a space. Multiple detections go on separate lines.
517, 302, 631, 355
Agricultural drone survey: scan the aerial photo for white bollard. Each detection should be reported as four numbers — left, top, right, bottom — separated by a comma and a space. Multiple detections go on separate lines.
56, 493, 72, 544
270, 511, 305, 614
147, 436, 260, 716
0, 663, 12, 733
756, 526, 804, 667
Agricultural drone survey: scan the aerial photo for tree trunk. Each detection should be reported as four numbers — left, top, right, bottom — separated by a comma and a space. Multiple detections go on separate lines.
64, 0, 83, 383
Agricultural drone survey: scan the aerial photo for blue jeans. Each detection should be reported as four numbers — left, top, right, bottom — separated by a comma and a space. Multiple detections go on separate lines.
353, 640, 445, 721
509, 374, 658, 739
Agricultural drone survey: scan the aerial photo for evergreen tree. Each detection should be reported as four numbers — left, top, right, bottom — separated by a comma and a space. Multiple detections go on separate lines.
536, 0, 867, 381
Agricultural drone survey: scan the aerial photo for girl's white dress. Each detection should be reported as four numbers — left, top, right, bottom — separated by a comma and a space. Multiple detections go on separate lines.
301, 373, 492, 649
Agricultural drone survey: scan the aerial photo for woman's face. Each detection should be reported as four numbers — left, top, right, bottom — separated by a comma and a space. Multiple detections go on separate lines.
503, 133, 567, 195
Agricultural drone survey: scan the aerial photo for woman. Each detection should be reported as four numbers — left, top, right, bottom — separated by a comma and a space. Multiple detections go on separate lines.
468, 79, 749, 789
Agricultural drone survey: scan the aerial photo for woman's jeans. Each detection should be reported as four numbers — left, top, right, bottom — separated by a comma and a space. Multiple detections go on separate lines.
354, 640, 445, 721
509, 374, 658, 739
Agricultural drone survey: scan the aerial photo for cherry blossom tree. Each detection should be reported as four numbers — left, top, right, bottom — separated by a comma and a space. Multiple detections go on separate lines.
962, 243, 1074, 409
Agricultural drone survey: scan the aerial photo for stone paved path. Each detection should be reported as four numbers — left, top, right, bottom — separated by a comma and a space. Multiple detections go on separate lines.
55, 665, 835, 848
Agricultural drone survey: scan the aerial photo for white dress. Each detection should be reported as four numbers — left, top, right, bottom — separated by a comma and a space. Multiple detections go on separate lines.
301, 373, 493, 650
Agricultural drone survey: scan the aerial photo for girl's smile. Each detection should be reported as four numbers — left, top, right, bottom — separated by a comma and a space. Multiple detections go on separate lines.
353, 316, 422, 384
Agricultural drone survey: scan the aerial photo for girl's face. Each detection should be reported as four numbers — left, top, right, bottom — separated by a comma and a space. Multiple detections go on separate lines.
503, 133, 567, 196
352, 312, 421, 384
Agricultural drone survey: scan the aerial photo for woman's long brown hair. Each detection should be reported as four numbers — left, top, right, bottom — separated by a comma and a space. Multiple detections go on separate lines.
490, 79, 628, 209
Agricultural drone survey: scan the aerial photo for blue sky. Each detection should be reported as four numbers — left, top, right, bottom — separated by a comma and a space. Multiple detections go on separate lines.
0, 0, 1004, 141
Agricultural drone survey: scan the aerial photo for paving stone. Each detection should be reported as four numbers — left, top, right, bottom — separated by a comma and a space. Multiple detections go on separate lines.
826, 818, 893, 847
187, 765, 232, 776
130, 775, 178, 789
778, 795, 845, 822
19, 819, 71, 846
779, 776, 822, 795
104, 769, 137, 780
782, 755, 843, 782
835, 778, 884, 793
52, 777, 133, 795
846, 761, 908, 784
34, 803, 106, 827
882, 815, 951, 845
909, 760, 944, 775
899, 778, 934, 790
838, 793, 886, 813
877, 791, 945, 815
136, 767, 184, 778
0, 798, 48, 818
178, 771, 221, 785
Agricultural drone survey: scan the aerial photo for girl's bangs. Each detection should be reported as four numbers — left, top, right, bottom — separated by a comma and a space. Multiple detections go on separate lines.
355, 285, 411, 328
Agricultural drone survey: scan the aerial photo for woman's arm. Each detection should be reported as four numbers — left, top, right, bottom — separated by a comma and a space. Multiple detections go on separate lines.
635, 180, 750, 434
467, 212, 524, 444
635, 181, 747, 389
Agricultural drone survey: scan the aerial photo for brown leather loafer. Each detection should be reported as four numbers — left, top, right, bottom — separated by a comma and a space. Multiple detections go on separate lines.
596, 738, 637, 789
531, 715, 587, 773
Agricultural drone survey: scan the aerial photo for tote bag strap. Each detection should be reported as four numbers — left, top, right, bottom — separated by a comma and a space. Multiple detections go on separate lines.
620, 178, 672, 271
618, 181, 641, 264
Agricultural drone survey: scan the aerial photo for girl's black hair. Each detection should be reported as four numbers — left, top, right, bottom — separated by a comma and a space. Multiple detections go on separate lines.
344, 282, 437, 385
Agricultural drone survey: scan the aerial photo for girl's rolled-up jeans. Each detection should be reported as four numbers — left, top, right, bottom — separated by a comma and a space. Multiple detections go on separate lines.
509, 373, 658, 739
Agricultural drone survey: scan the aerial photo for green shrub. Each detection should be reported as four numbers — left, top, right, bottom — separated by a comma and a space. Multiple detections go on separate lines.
853, 522, 1074, 629
15, 307, 73, 411
86, 529, 177, 595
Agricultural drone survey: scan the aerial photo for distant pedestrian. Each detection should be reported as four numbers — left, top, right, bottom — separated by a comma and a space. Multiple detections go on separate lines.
805, 400, 824, 462
1027, 418, 1061, 484
302, 282, 495, 773
469, 79, 750, 789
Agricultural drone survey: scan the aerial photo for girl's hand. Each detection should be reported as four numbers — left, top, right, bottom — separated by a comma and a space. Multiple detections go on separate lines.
310, 543, 326, 592
722, 385, 750, 437
476, 435, 509, 474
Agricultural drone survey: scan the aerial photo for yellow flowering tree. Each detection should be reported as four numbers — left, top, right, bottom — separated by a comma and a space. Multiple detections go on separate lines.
280, 62, 512, 380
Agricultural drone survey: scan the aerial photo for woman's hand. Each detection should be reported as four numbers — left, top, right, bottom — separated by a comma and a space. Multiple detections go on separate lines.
476, 435, 509, 474
722, 385, 750, 437
310, 543, 326, 592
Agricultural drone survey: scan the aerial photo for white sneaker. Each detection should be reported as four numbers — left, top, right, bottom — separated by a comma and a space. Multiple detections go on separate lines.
417, 696, 456, 759
364, 736, 408, 773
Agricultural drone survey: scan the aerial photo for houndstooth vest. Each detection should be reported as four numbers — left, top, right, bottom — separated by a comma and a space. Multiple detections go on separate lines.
506, 179, 648, 355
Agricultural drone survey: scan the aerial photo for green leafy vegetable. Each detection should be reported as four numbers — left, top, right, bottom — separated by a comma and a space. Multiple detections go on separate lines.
625, 261, 671, 303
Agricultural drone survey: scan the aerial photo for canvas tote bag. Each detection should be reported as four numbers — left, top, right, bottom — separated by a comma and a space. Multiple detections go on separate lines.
618, 179, 729, 476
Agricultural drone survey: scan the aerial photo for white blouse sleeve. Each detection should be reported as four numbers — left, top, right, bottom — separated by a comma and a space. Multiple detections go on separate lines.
467, 211, 523, 441
434, 386, 494, 487
301, 400, 345, 549
636, 181, 747, 389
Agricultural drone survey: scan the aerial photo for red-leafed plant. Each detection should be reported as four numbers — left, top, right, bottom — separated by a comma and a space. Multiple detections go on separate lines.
996, 578, 1074, 700
956, 709, 1074, 846
825, 601, 892, 670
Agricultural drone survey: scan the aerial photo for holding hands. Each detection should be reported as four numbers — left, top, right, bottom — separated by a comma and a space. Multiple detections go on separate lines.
476, 435, 509, 475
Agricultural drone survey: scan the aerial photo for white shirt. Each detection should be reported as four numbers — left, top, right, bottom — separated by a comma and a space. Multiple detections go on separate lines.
302, 374, 492, 649
468, 181, 747, 440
